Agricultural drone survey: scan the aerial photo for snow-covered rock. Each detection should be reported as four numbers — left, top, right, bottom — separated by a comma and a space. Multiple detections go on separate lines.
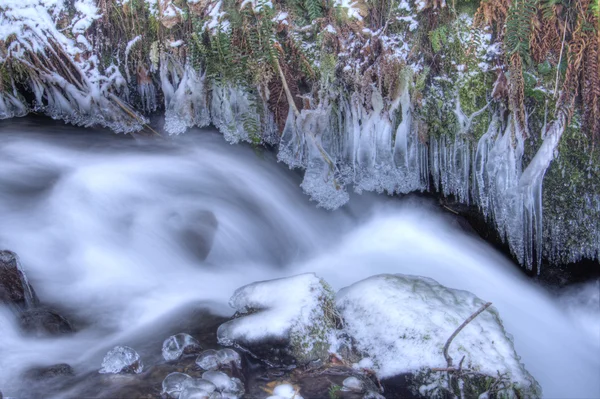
217, 273, 337, 365
336, 274, 541, 398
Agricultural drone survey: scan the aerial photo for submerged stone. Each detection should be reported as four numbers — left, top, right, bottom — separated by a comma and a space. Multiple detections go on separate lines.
19, 308, 73, 336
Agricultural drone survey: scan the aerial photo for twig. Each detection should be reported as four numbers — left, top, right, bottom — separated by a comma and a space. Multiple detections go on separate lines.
554, 20, 568, 99
443, 302, 492, 368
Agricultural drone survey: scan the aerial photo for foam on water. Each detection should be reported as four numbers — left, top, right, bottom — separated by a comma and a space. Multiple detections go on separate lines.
0, 119, 598, 398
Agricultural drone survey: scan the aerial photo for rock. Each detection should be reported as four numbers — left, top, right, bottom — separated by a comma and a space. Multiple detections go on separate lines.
335, 274, 542, 398
0, 250, 38, 309
217, 273, 337, 366
99, 346, 143, 374
162, 333, 202, 361
19, 307, 73, 336
23, 363, 75, 381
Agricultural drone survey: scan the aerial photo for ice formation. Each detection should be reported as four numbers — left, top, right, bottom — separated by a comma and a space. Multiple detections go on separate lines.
0, 0, 146, 132
210, 83, 278, 145
0, 0, 595, 270
162, 372, 193, 398
216, 273, 335, 363
162, 60, 211, 135
99, 345, 143, 374
196, 349, 220, 370
215, 348, 242, 368
162, 333, 202, 361
266, 384, 304, 399
335, 274, 541, 396
342, 376, 363, 392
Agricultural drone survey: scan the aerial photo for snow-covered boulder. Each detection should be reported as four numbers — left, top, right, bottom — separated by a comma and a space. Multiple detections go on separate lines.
217, 273, 337, 365
336, 274, 541, 398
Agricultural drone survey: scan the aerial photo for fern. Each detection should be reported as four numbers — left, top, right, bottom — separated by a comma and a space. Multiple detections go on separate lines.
505, 0, 538, 63
429, 25, 449, 53
305, 0, 323, 21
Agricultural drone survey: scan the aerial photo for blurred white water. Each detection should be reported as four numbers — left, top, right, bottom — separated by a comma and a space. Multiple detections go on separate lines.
0, 119, 598, 398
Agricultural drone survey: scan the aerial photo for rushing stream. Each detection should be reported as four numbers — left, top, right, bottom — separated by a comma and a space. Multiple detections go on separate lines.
0, 118, 598, 398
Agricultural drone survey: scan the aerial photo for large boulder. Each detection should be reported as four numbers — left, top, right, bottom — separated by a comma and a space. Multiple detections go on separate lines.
0, 250, 38, 309
217, 273, 338, 366
335, 274, 542, 398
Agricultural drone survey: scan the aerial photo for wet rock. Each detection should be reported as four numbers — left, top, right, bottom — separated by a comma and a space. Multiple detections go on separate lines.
19, 307, 74, 336
0, 250, 38, 309
162, 333, 202, 361
99, 346, 143, 374
23, 363, 75, 381
217, 273, 337, 366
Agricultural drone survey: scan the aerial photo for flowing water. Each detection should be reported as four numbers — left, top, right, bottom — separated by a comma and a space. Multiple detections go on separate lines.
0, 118, 598, 398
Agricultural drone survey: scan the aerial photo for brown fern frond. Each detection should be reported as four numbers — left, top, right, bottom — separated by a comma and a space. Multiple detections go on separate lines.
509, 53, 528, 136
474, 0, 511, 34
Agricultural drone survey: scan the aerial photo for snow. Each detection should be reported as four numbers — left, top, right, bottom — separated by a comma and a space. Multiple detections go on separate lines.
336, 274, 540, 396
333, 0, 363, 21
217, 273, 333, 355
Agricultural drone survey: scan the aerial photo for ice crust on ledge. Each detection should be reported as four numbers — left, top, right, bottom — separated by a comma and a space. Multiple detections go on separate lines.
336, 274, 541, 396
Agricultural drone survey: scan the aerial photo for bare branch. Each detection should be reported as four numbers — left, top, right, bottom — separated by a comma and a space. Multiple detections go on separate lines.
443, 302, 492, 367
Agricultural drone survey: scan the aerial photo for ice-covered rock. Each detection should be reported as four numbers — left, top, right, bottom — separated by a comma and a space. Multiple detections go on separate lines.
183, 378, 217, 393
162, 372, 193, 398
196, 349, 220, 370
99, 346, 143, 374
178, 387, 213, 399
215, 349, 242, 368
217, 273, 337, 365
335, 274, 541, 398
162, 333, 202, 361
201, 371, 231, 392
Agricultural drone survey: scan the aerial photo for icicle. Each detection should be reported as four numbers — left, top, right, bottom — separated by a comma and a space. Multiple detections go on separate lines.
164, 65, 210, 135
519, 114, 566, 271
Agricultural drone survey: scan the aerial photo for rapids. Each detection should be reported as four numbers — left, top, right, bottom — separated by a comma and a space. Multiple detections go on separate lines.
0, 118, 598, 398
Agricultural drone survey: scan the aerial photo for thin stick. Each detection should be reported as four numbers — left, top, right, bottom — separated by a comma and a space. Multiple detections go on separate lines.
554, 20, 568, 99
443, 302, 492, 367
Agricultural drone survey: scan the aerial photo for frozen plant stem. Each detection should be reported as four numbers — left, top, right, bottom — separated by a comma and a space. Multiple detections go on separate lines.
443, 302, 492, 368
